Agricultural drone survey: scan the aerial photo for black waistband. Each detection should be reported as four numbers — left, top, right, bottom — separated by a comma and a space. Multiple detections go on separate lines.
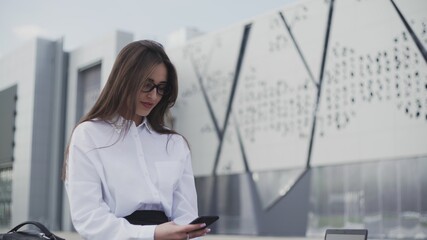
124, 210, 168, 226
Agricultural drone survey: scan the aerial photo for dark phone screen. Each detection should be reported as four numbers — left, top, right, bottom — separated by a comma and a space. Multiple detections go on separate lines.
189, 216, 219, 229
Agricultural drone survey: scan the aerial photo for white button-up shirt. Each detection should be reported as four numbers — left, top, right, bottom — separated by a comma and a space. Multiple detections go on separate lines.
65, 117, 198, 240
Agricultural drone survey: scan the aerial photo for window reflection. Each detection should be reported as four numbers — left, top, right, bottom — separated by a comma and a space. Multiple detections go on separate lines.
307, 157, 427, 239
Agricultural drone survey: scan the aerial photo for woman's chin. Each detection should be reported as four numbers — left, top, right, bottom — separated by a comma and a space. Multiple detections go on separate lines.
135, 111, 151, 118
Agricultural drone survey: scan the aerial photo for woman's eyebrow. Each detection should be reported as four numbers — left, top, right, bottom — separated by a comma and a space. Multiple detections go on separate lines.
146, 78, 167, 84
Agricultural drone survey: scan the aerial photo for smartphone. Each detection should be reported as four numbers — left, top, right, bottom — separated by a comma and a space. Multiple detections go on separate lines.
189, 215, 219, 230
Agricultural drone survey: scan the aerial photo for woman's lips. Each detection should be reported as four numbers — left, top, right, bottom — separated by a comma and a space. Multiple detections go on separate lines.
141, 101, 154, 109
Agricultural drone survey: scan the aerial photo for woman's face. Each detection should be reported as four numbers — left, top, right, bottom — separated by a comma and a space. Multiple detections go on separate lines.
133, 63, 168, 123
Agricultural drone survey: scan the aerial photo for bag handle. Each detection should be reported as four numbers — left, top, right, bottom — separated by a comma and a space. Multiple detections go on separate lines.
8, 221, 56, 239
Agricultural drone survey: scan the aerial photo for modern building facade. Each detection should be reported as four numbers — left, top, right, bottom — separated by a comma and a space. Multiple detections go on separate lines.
0, 31, 133, 231
167, 0, 427, 238
0, 0, 426, 239
0, 38, 67, 230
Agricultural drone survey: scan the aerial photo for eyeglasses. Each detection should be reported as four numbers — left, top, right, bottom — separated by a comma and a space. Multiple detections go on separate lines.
141, 81, 170, 96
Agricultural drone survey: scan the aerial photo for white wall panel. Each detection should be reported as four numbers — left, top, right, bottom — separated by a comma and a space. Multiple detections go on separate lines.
169, 45, 220, 176
169, 0, 427, 174
216, 116, 246, 175
281, 0, 330, 84
311, 0, 427, 166
393, 0, 427, 50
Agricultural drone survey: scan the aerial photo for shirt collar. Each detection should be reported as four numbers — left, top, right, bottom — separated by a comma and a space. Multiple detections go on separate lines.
137, 117, 153, 134
109, 115, 153, 134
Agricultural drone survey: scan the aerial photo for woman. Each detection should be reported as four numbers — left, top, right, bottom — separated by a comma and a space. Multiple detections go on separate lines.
64, 40, 209, 239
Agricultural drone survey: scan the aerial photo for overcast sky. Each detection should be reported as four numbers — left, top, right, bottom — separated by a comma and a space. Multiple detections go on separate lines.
0, 0, 295, 58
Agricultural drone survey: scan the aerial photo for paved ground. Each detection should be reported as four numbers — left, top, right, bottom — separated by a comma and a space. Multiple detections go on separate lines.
1, 228, 321, 240
52, 232, 321, 240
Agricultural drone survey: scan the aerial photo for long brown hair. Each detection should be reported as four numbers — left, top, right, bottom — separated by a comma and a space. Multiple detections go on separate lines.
63, 40, 179, 179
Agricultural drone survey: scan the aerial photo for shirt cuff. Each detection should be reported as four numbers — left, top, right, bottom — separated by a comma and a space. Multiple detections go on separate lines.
130, 224, 157, 240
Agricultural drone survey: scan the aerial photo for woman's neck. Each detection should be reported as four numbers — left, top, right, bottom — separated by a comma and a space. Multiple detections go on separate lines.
132, 115, 144, 126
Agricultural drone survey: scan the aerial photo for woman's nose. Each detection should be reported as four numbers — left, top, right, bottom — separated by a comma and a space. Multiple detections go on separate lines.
146, 88, 158, 98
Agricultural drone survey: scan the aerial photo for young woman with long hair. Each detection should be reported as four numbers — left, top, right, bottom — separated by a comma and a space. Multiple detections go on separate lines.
64, 40, 209, 240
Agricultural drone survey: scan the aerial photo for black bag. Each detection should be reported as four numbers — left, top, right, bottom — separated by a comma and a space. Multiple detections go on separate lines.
0, 221, 65, 240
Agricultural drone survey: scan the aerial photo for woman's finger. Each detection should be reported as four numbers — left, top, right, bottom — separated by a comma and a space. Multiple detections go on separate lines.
182, 223, 206, 233
189, 228, 211, 238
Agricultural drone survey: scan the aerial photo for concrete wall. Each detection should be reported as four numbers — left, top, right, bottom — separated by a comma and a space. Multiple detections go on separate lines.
0, 39, 37, 228
0, 38, 66, 229
0, 31, 134, 231
28, 38, 67, 230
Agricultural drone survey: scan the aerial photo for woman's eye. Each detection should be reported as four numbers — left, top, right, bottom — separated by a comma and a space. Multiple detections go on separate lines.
143, 82, 153, 89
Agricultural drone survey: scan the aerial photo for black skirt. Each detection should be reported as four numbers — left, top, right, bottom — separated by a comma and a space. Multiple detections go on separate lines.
125, 210, 169, 226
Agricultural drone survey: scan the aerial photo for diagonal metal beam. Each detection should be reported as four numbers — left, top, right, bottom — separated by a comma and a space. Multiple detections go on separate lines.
190, 58, 222, 139
278, 11, 319, 88
264, 0, 335, 209
212, 23, 252, 175
306, 0, 335, 168
390, 0, 427, 63
233, 114, 250, 173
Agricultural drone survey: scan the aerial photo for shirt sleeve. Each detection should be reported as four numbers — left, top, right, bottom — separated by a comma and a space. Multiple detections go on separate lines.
65, 124, 156, 240
170, 142, 199, 225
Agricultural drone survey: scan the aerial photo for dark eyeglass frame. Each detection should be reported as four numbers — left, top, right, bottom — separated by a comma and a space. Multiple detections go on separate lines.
141, 81, 170, 96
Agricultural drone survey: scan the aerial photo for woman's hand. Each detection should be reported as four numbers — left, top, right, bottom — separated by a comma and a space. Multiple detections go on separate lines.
154, 221, 210, 239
